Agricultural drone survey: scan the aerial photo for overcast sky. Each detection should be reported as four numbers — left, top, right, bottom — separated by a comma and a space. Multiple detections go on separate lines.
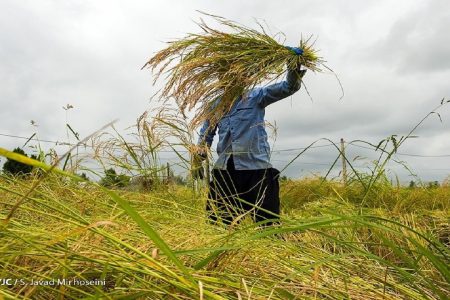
0, 0, 449, 182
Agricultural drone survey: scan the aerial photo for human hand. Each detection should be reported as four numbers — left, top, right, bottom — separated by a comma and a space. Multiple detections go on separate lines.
285, 46, 304, 56
195, 146, 208, 161
191, 145, 207, 180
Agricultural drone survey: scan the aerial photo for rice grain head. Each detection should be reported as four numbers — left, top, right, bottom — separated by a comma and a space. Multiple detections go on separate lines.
143, 13, 324, 129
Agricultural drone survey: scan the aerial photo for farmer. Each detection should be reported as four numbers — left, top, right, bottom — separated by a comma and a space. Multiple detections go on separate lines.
197, 46, 306, 226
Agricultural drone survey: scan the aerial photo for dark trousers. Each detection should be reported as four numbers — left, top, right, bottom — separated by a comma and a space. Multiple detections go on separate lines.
206, 156, 280, 226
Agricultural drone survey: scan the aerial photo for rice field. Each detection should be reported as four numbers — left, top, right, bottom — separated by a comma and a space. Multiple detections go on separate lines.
1, 12, 449, 300
0, 164, 448, 299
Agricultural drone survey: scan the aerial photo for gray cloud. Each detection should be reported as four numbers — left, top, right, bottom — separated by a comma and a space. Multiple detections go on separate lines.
366, 0, 450, 74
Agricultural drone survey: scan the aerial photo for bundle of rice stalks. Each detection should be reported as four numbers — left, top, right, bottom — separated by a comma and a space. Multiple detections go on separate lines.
143, 13, 325, 128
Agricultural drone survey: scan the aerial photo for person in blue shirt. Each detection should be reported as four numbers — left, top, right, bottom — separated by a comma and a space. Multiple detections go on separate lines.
197, 47, 306, 226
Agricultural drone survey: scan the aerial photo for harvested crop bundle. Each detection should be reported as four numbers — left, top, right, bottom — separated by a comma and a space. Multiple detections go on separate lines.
142, 13, 324, 128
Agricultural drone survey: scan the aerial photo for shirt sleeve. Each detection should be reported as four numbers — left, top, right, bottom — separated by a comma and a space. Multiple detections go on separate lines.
256, 67, 303, 108
197, 119, 217, 147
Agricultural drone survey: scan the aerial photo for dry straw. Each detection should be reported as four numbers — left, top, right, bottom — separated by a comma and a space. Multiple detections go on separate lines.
142, 13, 325, 128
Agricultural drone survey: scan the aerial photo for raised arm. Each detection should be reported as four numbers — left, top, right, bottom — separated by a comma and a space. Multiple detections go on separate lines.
256, 65, 306, 108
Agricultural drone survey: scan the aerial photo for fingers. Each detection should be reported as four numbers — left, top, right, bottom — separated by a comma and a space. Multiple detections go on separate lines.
285, 46, 304, 56
196, 148, 208, 160
198, 152, 207, 160
197, 146, 208, 158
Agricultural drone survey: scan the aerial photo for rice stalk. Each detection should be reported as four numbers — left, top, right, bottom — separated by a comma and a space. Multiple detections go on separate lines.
142, 13, 324, 127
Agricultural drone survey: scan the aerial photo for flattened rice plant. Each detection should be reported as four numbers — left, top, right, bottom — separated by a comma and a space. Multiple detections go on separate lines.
142, 13, 325, 128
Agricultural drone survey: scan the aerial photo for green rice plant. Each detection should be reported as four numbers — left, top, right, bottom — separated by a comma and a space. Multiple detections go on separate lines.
1, 100, 449, 299
0, 157, 449, 299
142, 12, 324, 127
150, 106, 202, 184
85, 115, 168, 190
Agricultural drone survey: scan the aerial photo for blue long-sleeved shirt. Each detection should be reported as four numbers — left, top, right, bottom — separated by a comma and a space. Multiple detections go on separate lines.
198, 68, 303, 170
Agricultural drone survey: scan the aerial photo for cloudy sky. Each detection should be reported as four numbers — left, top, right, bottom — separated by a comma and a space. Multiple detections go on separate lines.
0, 0, 449, 182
